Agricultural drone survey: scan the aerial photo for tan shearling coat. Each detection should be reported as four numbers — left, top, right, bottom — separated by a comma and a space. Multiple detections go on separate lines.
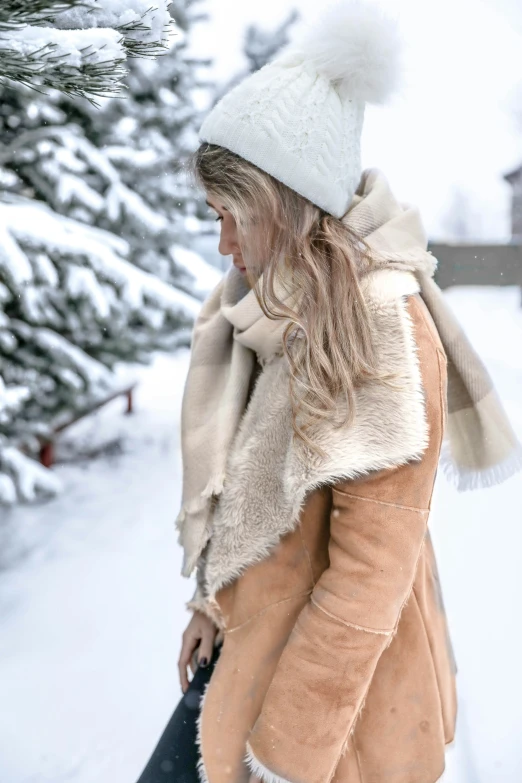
193, 292, 457, 783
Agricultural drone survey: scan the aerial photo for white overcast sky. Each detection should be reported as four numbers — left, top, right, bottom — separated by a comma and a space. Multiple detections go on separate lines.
189, 0, 522, 240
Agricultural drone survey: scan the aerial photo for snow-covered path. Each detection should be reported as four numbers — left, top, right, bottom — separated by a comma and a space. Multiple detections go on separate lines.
0, 288, 521, 783
0, 351, 195, 783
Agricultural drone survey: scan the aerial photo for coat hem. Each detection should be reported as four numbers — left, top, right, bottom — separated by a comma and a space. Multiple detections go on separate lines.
245, 742, 293, 783
195, 679, 212, 783
246, 740, 452, 783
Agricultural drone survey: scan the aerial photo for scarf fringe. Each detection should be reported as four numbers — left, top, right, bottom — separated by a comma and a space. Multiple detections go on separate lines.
175, 471, 227, 529
202, 471, 227, 501
176, 472, 228, 577
439, 436, 522, 492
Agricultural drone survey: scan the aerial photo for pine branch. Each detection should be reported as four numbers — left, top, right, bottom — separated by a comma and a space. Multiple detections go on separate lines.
48, 1, 176, 58
112, 15, 172, 59
0, 29, 127, 104
0, 127, 80, 166
0, 1, 176, 102
0, 1, 83, 31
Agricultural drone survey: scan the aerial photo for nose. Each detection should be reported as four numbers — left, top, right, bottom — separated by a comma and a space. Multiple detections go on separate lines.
218, 216, 240, 258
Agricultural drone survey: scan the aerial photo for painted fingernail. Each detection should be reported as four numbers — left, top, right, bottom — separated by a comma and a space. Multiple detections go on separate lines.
199, 657, 208, 667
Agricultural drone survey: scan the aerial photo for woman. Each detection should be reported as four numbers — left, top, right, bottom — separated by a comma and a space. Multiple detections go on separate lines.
136, 3, 522, 782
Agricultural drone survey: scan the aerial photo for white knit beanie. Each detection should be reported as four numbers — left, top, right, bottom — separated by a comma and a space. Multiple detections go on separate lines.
199, 0, 404, 219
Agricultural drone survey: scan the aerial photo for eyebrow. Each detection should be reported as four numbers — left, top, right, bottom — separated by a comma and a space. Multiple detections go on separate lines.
205, 199, 227, 211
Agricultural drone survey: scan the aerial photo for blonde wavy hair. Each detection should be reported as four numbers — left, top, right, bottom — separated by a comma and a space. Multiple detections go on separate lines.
187, 142, 396, 459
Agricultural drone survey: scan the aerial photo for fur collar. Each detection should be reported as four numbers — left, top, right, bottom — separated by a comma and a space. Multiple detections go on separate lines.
199, 268, 429, 603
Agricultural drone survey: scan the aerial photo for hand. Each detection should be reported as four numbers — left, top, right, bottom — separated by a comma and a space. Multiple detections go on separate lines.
178, 610, 218, 693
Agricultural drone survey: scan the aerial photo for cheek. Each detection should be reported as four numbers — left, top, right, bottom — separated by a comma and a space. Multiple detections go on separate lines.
224, 218, 240, 247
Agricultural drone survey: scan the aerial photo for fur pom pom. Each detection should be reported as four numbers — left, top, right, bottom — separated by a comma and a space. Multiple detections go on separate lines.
296, 0, 403, 104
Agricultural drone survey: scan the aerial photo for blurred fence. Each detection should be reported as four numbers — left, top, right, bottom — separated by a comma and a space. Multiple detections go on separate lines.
193, 234, 522, 302
430, 242, 522, 303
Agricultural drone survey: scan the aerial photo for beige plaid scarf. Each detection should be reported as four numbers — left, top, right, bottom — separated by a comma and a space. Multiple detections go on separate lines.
175, 168, 522, 575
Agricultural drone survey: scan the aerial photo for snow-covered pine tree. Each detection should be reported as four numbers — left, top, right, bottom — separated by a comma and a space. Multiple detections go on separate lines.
0, 0, 219, 504
64, 0, 219, 287
0, 192, 200, 504
244, 9, 300, 73
213, 10, 300, 104
0, 0, 218, 294
0, 368, 62, 504
0, 0, 175, 103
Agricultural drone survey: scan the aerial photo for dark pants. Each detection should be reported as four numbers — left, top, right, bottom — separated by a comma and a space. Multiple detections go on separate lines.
135, 642, 222, 783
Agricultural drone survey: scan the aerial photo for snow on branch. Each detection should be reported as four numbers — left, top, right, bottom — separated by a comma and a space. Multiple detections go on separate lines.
12, 319, 114, 390
0, 375, 58, 505
0, 0, 176, 103
170, 244, 222, 299
0, 26, 127, 101
52, 0, 175, 57
0, 376, 30, 422
0, 221, 35, 287
0, 125, 172, 234
0, 1, 82, 30
0, 199, 201, 322
0, 445, 62, 504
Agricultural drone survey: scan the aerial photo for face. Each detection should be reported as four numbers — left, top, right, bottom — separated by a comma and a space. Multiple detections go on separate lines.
205, 194, 247, 275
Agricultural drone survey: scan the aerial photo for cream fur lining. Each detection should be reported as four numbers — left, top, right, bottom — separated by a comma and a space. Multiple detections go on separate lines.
197, 269, 429, 610
195, 678, 211, 783
245, 742, 293, 783
196, 669, 289, 783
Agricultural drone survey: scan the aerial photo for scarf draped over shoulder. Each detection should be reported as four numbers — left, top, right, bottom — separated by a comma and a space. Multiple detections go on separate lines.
175, 167, 522, 580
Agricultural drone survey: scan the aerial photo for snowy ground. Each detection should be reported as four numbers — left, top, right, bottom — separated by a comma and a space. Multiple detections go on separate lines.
0, 286, 521, 783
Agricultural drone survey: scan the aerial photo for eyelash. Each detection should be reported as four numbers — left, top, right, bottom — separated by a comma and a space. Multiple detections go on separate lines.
214, 216, 223, 222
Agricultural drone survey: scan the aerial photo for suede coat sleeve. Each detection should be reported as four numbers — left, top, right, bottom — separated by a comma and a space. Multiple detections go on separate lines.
246, 342, 447, 783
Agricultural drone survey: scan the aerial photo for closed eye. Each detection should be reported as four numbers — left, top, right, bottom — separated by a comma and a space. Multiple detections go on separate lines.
206, 199, 225, 223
